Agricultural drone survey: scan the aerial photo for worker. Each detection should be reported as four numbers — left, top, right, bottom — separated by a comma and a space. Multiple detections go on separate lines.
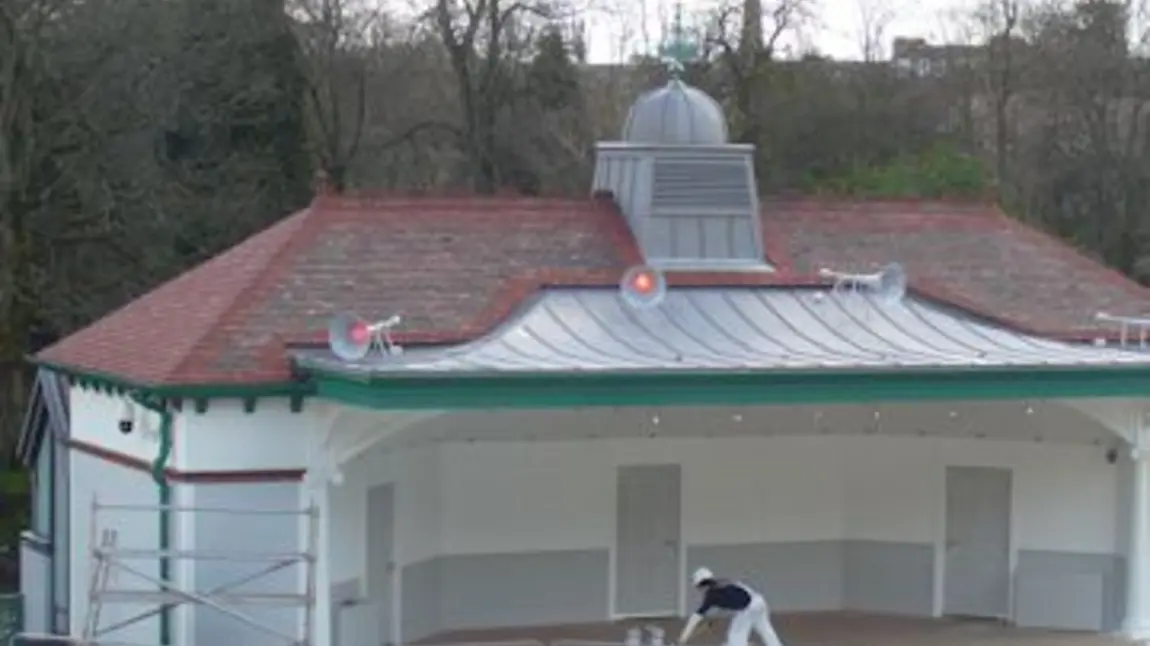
676, 567, 785, 646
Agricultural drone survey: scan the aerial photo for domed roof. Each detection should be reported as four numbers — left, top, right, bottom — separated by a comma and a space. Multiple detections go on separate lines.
622, 78, 728, 146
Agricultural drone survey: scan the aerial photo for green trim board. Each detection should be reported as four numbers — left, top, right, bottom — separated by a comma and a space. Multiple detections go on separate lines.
30, 358, 1150, 413
29, 358, 315, 413
312, 365, 1150, 410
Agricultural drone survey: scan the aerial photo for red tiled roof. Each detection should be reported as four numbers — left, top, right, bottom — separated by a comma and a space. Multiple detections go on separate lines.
766, 198, 1150, 339
35, 193, 1150, 386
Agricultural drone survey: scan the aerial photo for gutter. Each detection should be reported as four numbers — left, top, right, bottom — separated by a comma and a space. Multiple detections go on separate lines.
131, 392, 173, 646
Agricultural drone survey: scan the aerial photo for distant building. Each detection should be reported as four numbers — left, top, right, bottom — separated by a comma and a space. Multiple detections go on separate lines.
891, 37, 982, 77
891, 35, 1031, 78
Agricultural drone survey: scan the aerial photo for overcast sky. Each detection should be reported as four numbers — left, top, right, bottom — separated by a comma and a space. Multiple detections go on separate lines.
582, 0, 978, 62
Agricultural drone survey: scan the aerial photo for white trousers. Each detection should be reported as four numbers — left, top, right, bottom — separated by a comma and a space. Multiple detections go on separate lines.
726, 593, 785, 646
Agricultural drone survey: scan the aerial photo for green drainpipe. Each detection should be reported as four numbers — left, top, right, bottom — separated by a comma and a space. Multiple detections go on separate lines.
132, 393, 174, 646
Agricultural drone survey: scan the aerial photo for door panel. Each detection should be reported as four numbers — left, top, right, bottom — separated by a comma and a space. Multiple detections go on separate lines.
944, 466, 1012, 618
367, 484, 396, 646
615, 465, 681, 616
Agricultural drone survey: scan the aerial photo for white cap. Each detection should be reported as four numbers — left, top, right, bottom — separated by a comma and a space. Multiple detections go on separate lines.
691, 567, 714, 586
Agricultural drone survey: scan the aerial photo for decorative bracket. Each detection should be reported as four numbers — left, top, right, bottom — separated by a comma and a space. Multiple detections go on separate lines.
1134, 408, 1150, 462
304, 405, 344, 489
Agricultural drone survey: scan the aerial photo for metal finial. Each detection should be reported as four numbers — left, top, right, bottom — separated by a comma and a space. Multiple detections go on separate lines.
658, 1, 697, 77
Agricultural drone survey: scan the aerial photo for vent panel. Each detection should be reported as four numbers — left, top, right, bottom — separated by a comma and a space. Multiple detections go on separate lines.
651, 159, 753, 211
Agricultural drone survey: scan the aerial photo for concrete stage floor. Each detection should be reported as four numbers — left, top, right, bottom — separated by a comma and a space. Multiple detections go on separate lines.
414, 613, 1131, 646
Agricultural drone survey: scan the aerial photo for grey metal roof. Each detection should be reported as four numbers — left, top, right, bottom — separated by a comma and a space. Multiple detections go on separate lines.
590, 147, 767, 267
292, 288, 1150, 376
622, 79, 728, 146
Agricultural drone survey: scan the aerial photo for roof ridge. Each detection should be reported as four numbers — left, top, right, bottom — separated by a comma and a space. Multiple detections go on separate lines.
312, 192, 599, 210
764, 195, 1000, 210
364, 188, 592, 198
164, 207, 318, 382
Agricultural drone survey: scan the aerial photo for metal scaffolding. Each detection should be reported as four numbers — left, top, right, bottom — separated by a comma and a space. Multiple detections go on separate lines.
78, 496, 317, 646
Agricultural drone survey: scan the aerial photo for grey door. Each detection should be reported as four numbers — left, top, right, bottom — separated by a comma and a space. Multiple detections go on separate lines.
615, 464, 681, 616
944, 466, 1012, 618
367, 484, 396, 646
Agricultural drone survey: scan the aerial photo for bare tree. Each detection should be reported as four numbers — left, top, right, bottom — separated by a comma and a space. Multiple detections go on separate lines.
856, 0, 894, 61
426, 0, 561, 192
992, 0, 1150, 278
974, 0, 1021, 194
291, 0, 375, 190
702, 0, 816, 163
292, 0, 457, 190
0, 0, 161, 454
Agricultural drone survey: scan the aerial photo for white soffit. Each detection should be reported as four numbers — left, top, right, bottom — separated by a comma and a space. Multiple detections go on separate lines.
294, 288, 1150, 375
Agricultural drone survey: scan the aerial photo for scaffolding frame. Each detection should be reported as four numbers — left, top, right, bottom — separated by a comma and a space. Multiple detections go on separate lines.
79, 496, 317, 646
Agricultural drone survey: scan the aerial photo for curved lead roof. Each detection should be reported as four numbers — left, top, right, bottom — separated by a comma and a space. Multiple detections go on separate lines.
622, 79, 728, 146
294, 288, 1150, 375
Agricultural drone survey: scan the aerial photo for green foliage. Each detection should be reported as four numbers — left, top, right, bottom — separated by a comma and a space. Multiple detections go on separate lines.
161, 0, 313, 260
0, 592, 21, 636
527, 26, 581, 111
0, 470, 28, 574
805, 144, 990, 198
0, 440, 31, 590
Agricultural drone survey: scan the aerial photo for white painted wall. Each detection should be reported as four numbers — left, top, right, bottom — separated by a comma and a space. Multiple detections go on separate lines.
69, 451, 163, 644
175, 402, 431, 474
436, 435, 1118, 555
67, 397, 1125, 641
70, 390, 331, 473
844, 437, 1119, 552
20, 533, 51, 634
70, 388, 168, 463
177, 400, 318, 472
190, 481, 303, 646
329, 443, 442, 584
431, 436, 847, 553
327, 433, 1120, 578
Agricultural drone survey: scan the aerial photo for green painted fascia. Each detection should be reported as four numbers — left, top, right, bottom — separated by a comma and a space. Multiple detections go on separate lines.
30, 358, 315, 412
313, 365, 1150, 410
32, 355, 1150, 412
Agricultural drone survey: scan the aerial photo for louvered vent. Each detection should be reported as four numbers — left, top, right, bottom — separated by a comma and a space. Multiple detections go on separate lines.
651, 159, 753, 211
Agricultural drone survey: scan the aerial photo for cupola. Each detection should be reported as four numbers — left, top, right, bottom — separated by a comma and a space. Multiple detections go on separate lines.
590, 9, 769, 271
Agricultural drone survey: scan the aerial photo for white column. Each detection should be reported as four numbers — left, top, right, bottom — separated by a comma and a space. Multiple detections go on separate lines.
307, 410, 341, 646
175, 482, 197, 646
1127, 419, 1150, 641
312, 480, 333, 646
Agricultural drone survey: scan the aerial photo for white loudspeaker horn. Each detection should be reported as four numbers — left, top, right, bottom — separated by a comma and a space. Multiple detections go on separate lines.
818, 262, 908, 304
874, 262, 908, 303
620, 265, 667, 309
327, 312, 403, 361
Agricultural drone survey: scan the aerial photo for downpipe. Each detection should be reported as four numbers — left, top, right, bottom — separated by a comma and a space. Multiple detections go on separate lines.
131, 393, 174, 646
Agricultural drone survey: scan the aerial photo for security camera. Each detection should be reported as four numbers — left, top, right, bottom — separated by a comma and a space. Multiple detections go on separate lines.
119, 399, 136, 435
1106, 447, 1119, 465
